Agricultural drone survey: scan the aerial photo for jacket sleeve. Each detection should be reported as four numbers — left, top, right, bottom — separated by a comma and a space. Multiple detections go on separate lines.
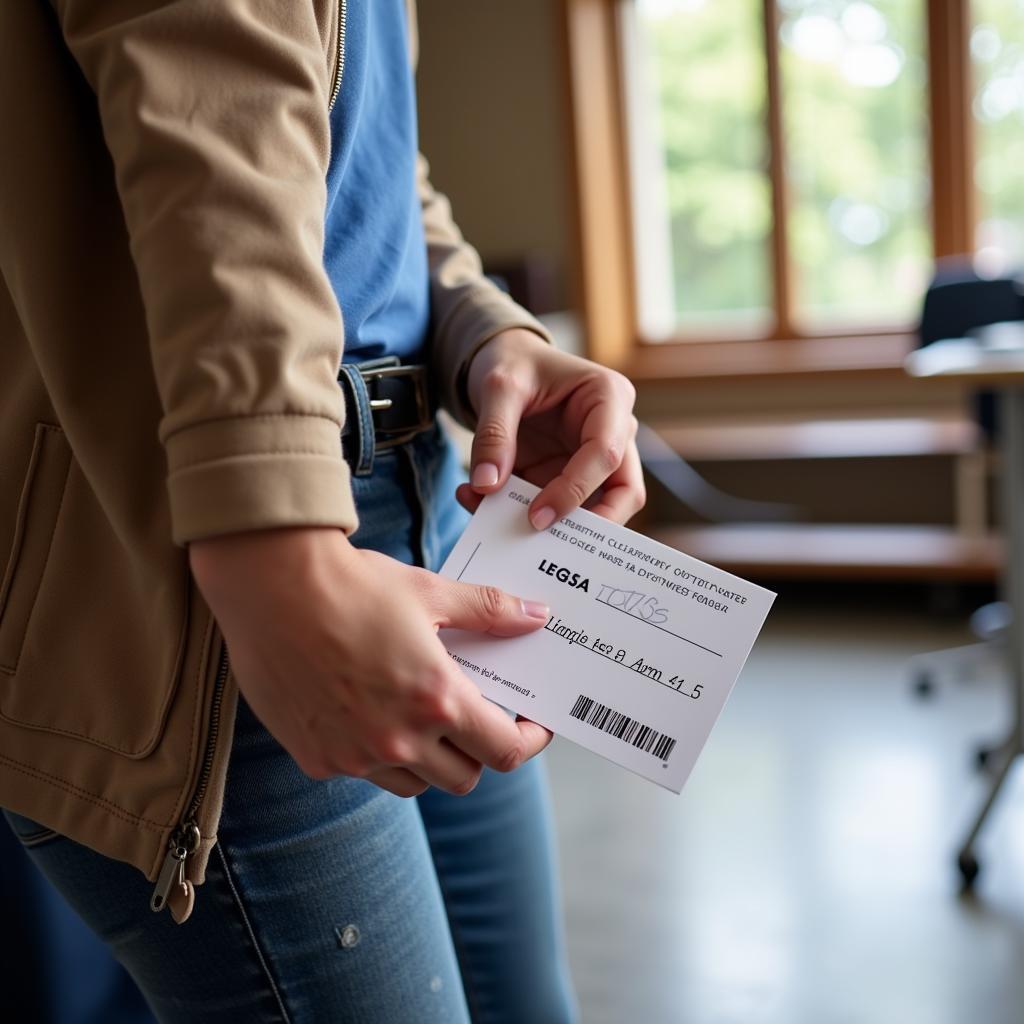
51, 0, 358, 545
417, 154, 552, 430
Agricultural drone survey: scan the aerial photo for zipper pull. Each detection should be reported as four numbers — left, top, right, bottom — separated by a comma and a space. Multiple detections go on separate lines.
150, 822, 201, 915
169, 876, 196, 924
150, 841, 186, 913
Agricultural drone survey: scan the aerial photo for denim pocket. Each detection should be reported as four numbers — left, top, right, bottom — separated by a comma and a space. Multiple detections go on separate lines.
407, 423, 470, 572
3, 809, 63, 849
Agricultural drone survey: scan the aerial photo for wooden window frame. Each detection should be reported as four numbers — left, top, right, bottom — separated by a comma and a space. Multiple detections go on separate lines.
562, 0, 974, 382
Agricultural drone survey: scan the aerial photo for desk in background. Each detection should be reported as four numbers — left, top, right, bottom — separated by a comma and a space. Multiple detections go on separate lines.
906, 328, 1024, 886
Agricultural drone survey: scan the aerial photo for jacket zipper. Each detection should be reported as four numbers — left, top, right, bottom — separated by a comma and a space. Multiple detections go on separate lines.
151, 1, 346, 917
328, 0, 348, 112
150, 640, 229, 914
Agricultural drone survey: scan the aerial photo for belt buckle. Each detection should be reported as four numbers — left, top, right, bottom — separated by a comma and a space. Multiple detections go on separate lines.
359, 364, 432, 450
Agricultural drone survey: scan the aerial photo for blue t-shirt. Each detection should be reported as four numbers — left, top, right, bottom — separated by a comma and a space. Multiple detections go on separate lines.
324, 0, 429, 364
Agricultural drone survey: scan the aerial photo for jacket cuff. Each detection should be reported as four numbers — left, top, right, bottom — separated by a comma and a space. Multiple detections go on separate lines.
164, 415, 358, 546
433, 291, 553, 430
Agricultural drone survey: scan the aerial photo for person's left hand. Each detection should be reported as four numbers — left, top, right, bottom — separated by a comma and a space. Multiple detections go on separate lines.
455, 328, 645, 528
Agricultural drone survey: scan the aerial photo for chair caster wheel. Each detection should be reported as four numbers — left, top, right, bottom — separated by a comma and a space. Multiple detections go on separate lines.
912, 670, 934, 699
958, 851, 980, 889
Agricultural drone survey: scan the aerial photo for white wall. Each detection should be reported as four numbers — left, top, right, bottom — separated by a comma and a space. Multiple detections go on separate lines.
416, 0, 573, 309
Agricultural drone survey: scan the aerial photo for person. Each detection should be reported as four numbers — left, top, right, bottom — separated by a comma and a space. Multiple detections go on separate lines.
0, 1, 644, 1020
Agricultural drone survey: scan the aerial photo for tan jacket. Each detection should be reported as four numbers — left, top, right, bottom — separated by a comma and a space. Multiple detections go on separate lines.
0, 0, 547, 918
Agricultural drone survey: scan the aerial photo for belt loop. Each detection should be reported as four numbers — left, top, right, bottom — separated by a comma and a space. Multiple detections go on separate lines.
337, 364, 375, 477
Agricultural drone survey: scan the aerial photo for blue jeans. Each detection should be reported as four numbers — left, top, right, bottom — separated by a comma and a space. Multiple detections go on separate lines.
0, 821, 152, 1024
3, 420, 577, 1024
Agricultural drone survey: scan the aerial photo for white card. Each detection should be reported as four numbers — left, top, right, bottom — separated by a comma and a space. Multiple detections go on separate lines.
438, 477, 776, 793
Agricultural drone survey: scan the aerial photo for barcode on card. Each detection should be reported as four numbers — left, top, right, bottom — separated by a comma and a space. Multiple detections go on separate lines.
569, 694, 677, 763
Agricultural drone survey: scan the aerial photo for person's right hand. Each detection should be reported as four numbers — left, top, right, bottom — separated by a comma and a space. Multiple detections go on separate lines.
188, 526, 553, 798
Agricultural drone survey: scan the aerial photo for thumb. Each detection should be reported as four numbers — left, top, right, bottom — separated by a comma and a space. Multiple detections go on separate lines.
469, 375, 527, 493
433, 579, 550, 637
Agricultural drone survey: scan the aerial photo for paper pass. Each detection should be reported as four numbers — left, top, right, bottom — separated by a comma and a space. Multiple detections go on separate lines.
438, 477, 775, 793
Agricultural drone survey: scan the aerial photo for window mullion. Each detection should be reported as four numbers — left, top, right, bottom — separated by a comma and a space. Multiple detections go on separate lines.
762, 0, 793, 338
927, 0, 974, 257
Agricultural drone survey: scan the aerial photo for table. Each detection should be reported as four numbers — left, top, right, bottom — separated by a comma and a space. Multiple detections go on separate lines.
905, 336, 1024, 887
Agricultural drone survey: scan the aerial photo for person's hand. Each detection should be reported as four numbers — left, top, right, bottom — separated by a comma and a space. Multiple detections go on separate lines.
189, 527, 553, 797
456, 328, 645, 527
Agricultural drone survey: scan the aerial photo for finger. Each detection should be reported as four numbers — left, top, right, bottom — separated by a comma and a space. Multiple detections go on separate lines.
407, 739, 484, 796
430, 578, 549, 637
445, 686, 553, 771
365, 767, 430, 798
513, 715, 555, 758
469, 369, 529, 494
455, 482, 485, 514
587, 437, 646, 524
528, 386, 633, 529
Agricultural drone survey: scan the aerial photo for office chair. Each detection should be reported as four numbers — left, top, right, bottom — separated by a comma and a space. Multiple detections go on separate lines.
635, 423, 799, 524
909, 262, 1024, 753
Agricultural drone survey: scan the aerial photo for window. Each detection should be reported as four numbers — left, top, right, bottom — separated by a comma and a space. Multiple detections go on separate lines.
972, 0, 1024, 274
778, 0, 930, 328
624, 0, 772, 338
565, 0, 1024, 367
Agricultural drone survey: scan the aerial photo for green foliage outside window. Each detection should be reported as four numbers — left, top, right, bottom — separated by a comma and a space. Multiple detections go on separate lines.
637, 0, 771, 330
973, 0, 1024, 272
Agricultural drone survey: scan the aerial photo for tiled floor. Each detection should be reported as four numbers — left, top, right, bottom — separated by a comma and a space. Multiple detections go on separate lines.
546, 592, 1024, 1024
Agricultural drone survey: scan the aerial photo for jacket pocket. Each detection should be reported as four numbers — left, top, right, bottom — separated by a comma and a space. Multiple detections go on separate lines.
0, 424, 70, 670
0, 423, 188, 757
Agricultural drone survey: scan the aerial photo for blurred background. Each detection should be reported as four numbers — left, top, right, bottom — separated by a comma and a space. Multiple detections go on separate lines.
418, 2, 1024, 1022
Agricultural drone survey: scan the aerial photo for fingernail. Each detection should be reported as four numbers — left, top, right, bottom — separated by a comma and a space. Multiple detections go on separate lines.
531, 506, 556, 531
471, 462, 499, 488
521, 599, 550, 619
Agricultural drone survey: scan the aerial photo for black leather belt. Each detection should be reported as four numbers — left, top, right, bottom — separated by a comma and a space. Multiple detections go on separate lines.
338, 359, 435, 462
